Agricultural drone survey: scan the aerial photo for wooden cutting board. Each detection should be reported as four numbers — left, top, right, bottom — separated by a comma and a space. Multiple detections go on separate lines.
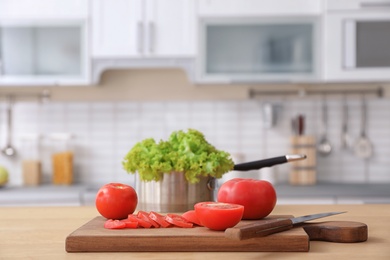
66, 215, 310, 252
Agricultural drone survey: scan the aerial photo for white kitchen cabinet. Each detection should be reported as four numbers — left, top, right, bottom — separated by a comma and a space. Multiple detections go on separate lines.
324, 1, 390, 82
197, 16, 322, 83
198, 0, 323, 16
91, 0, 196, 58
0, 0, 90, 86
0, 0, 88, 19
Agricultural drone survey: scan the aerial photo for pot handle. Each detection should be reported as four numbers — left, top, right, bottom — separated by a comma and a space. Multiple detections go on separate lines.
207, 177, 216, 191
233, 154, 306, 171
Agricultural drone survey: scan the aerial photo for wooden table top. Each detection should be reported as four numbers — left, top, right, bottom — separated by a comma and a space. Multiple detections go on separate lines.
1, 204, 389, 259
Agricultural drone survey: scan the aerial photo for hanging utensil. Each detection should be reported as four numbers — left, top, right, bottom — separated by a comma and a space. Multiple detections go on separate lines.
2, 96, 17, 157
341, 95, 353, 150
317, 96, 332, 156
354, 95, 373, 159
291, 117, 298, 135
291, 114, 305, 136
297, 114, 305, 136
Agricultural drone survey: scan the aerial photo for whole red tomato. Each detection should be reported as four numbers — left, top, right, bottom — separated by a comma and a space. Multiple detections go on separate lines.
217, 178, 276, 220
95, 183, 138, 219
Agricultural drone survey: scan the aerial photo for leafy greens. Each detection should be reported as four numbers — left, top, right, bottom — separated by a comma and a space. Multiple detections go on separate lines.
122, 129, 234, 183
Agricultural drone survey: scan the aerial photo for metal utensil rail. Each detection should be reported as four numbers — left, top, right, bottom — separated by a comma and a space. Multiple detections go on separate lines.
249, 86, 383, 98
0, 89, 50, 103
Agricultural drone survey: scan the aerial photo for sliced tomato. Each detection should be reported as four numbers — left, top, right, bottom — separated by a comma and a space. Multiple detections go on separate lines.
181, 210, 202, 226
104, 219, 127, 229
137, 211, 160, 228
120, 219, 138, 228
165, 214, 193, 228
149, 211, 171, 228
194, 202, 244, 231
128, 214, 152, 228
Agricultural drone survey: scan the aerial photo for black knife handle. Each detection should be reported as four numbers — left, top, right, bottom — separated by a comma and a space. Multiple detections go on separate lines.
233, 156, 287, 171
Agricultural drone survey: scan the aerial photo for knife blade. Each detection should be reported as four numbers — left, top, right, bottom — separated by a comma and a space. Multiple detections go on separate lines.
225, 211, 346, 240
233, 154, 306, 171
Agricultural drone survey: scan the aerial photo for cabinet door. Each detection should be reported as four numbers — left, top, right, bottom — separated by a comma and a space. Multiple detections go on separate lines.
145, 0, 195, 57
0, 22, 90, 86
198, 0, 322, 16
0, 0, 88, 19
91, 0, 143, 58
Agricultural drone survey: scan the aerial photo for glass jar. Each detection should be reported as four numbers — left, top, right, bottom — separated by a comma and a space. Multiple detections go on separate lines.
49, 133, 74, 185
20, 134, 42, 186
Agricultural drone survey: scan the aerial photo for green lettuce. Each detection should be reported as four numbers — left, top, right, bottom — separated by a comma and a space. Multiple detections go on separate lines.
122, 129, 234, 183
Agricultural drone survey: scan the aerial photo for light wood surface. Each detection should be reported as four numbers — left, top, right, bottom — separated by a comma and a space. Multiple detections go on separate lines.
66, 215, 309, 252
1, 204, 390, 259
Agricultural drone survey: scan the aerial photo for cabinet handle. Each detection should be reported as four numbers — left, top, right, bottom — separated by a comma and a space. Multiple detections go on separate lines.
137, 21, 144, 54
0, 29, 2, 75
360, 1, 390, 8
149, 21, 155, 54
343, 20, 356, 69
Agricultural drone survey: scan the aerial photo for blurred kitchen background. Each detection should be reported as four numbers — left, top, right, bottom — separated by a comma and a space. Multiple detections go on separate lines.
1, 0, 390, 206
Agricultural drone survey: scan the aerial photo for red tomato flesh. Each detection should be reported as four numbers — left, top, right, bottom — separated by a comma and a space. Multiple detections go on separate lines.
104, 219, 127, 229
165, 214, 193, 228
120, 219, 138, 228
149, 211, 171, 228
194, 202, 244, 231
181, 210, 202, 226
137, 211, 160, 228
128, 214, 152, 228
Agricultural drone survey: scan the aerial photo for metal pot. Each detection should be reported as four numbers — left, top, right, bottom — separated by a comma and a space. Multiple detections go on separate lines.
134, 154, 306, 212
135, 171, 215, 212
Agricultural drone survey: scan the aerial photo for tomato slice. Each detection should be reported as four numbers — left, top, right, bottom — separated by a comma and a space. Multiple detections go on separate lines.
149, 211, 171, 228
181, 210, 202, 226
120, 219, 138, 228
194, 202, 244, 231
128, 214, 152, 228
165, 214, 193, 228
104, 219, 127, 229
137, 211, 160, 228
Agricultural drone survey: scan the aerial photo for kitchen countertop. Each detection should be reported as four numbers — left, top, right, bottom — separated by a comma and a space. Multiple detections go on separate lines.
0, 184, 86, 206
1, 182, 390, 206
274, 182, 390, 197
1, 204, 389, 259
274, 182, 390, 203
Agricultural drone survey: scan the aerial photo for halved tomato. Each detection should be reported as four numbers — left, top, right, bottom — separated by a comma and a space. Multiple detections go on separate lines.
181, 210, 202, 226
194, 202, 244, 231
165, 214, 193, 228
104, 219, 127, 229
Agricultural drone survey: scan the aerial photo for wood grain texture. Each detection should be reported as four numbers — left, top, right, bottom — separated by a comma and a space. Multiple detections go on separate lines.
2, 205, 389, 259
301, 221, 368, 243
225, 218, 294, 240
66, 215, 310, 252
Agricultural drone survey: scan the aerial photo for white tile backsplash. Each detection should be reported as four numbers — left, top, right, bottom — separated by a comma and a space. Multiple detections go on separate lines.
2, 97, 390, 187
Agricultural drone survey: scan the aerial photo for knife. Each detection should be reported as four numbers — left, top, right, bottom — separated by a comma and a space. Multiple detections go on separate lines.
233, 154, 306, 171
225, 211, 346, 240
